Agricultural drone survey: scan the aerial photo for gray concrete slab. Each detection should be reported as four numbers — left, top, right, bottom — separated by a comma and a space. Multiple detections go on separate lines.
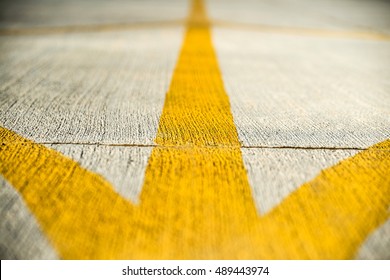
356, 219, 390, 260
242, 148, 358, 214
0, 176, 58, 259
207, 0, 390, 34
0, 0, 189, 29
47, 144, 152, 204
0, 27, 184, 144
0, 0, 389, 260
213, 28, 390, 148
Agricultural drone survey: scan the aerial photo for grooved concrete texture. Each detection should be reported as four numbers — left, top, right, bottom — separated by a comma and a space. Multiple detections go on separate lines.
0, 0, 389, 259
0, 0, 189, 28
212, 28, 390, 148
0, 28, 184, 144
207, 0, 390, 34
0, 177, 58, 260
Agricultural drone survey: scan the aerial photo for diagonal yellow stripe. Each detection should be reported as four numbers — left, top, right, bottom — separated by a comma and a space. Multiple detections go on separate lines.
262, 141, 390, 258
1, 126, 389, 259
0, 0, 389, 259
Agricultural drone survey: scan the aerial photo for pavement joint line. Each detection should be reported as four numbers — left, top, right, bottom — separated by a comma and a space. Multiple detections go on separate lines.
1, 0, 389, 259
241, 145, 368, 151
1, 128, 389, 259
1, 141, 376, 151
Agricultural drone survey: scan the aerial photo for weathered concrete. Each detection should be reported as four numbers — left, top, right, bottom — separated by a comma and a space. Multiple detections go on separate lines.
48, 144, 152, 204
0, 0, 189, 29
0, 177, 58, 259
0, 0, 389, 259
213, 29, 390, 148
0, 28, 184, 144
207, 0, 390, 34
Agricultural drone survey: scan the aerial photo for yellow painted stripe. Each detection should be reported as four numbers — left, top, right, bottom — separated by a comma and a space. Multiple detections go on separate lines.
137, 0, 258, 258
262, 141, 390, 259
1, 0, 389, 259
0, 20, 184, 36
1, 126, 389, 259
212, 20, 390, 42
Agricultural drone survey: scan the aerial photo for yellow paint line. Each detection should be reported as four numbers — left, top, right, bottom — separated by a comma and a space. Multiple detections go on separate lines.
1, 0, 389, 259
263, 140, 390, 259
212, 20, 390, 42
0, 20, 185, 36
1, 127, 389, 259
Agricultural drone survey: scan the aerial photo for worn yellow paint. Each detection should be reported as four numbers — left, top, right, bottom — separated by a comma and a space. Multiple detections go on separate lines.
1, 131, 389, 259
1, 0, 390, 259
0, 20, 184, 36
212, 20, 390, 42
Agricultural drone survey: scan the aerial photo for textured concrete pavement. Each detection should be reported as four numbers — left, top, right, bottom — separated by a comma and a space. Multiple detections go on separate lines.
0, 0, 389, 259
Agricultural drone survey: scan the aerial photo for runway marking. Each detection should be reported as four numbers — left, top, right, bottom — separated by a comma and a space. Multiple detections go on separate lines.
1, 0, 389, 259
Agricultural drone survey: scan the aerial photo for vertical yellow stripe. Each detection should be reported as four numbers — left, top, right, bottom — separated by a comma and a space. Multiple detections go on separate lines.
137, 0, 258, 258
1, 0, 389, 259
156, 0, 239, 147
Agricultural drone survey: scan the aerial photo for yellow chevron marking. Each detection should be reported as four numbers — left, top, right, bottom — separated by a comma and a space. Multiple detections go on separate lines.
1, 0, 389, 259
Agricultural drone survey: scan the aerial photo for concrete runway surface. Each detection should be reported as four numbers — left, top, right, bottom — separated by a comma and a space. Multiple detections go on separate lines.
0, 0, 389, 259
